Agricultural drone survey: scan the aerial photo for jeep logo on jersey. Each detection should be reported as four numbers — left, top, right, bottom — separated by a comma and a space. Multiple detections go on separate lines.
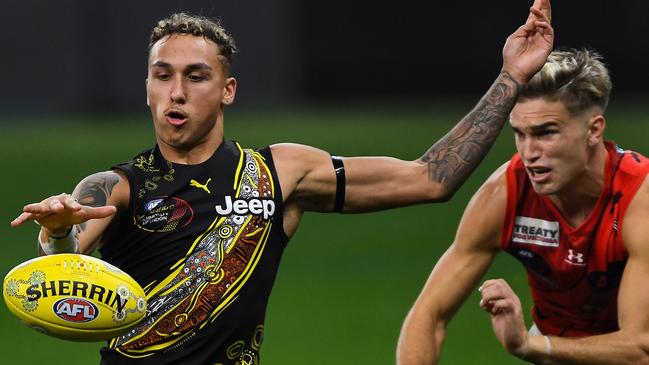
512, 216, 560, 247
53, 298, 99, 323
215, 196, 275, 220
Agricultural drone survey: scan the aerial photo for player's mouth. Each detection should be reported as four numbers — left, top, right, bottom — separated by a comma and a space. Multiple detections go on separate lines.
165, 109, 188, 127
527, 166, 552, 183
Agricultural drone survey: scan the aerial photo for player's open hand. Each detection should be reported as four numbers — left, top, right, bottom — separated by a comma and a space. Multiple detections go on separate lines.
10, 193, 117, 233
479, 278, 530, 358
502, 0, 553, 85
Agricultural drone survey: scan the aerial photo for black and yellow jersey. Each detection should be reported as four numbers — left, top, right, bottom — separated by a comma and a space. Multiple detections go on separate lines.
99, 139, 288, 365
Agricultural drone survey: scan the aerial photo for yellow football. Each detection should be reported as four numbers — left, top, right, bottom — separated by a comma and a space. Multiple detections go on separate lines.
3, 254, 147, 341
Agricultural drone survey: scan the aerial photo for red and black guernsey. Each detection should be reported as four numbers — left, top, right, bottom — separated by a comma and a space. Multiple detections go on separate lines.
99, 139, 288, 364
501, 142, 649, 337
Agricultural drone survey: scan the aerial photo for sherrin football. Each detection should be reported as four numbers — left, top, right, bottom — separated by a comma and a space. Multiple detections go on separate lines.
3, 254, 147, 341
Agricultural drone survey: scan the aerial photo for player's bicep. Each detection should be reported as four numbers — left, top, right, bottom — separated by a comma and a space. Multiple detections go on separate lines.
73, 170, 129, 254
342, 156, 443, 212
617, 255, 649, 333
618, 178, 649, 334
272, 143, 338, 212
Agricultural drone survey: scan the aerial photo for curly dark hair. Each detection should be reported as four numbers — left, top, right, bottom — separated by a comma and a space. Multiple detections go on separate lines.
149, 13, 238, 71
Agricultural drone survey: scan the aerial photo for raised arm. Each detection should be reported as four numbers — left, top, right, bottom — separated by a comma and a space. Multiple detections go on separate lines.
273, 0, 552, 219
396, 164, 507, 365
423, 0, 553, 196
11, 170, 130, 255
488, 177, 649, 365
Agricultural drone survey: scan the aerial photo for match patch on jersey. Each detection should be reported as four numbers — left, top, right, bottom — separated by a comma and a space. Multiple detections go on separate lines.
135, 196, 194, 233
512, 216, 560, 247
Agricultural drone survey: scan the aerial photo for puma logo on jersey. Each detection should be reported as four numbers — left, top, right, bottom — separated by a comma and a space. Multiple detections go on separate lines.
190, 178, 211, 194
512, 216, 560, 247
215, 195, 275, 220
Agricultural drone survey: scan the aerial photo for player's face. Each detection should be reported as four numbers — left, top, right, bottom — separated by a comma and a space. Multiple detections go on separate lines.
146, 34, 236, 152
510, 99, 600, 196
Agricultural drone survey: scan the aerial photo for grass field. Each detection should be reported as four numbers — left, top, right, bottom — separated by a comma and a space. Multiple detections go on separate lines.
1, 104, 647, 364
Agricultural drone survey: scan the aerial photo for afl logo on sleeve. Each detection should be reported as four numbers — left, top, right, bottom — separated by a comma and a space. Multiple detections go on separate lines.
135, 196, 195, 232
512, 216, 560, 247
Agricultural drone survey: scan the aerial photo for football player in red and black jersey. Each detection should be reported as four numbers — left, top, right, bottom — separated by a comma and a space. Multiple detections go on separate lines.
398, 46, 649, 365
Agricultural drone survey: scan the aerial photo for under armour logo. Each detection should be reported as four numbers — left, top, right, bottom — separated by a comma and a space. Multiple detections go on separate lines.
190, 178, 211, 194
565, 249, 586, 266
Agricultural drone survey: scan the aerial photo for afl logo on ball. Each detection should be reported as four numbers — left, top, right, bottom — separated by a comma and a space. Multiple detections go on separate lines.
53, 298, 99, 323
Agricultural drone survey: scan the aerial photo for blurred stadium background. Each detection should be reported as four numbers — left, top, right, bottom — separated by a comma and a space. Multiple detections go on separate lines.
1, 1, 647, 364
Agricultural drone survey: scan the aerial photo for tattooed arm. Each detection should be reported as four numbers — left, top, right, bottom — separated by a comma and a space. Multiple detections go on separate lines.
420, 71, 520, 195
11, 170, 130, 255
423, 0, 553, 194
271, 0, 552, 236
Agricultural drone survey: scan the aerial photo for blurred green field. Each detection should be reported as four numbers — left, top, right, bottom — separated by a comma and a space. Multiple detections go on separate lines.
1, 104, 647, 364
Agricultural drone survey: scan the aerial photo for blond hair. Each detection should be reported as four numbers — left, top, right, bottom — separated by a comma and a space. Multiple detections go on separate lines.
520, 49, 612, 115
149, 13, 238, 71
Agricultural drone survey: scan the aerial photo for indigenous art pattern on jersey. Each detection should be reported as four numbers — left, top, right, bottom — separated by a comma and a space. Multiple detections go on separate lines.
111, 149, 275, 358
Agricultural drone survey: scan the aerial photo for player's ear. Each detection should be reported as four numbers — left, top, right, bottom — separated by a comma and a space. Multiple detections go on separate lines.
222, 77, 237, 106
587, 114, 606, 147
145, 78, 150, 106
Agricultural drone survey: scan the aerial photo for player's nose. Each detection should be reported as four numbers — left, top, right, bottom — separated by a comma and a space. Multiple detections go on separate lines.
169, 77, 187, 104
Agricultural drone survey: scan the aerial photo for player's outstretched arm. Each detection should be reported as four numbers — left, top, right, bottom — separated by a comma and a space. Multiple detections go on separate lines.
396, 164, 507, 365
11, 170, 129, 255
492, 178, 649, 365
272, 0, 553, 219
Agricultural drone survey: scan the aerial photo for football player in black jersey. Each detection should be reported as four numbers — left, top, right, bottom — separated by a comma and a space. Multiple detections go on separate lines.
12, 1, 552, 363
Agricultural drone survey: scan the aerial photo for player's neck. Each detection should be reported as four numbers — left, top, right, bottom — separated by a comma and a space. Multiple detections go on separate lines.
549, 144, 609, 227
157, 125, 224, 165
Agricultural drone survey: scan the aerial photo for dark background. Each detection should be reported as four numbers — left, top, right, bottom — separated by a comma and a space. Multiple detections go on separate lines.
3, 0, 648, 115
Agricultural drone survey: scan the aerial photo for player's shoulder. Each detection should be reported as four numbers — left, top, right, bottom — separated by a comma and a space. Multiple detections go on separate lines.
269, 143, 327, 159
481, 161, 510, 193
464, 162, 509, 216
269, 143, 332, 172
77, 170, 130, 210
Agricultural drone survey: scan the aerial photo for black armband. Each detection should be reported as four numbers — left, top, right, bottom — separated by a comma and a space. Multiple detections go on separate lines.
331, 155, 346, 213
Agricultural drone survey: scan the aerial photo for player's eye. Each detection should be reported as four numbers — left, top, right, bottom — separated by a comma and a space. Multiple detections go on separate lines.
188, 74, 206, 82
156, 73, 171, 81
513, 130, 524, 140
538, 130, 557, 137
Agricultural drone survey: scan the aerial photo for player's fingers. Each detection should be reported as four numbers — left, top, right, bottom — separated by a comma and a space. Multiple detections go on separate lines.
488, 298, 516, 315
49, 198, 66, 212
479, 278, 507, 292
530, 7, 551, 26
540, 0, 552, 23
22, 202, 53, 214
62, 194, 82, 210
534, 21, 554, 37
80, 205, 118, 220
479, 279, 513, 301
10, 212, 36, 227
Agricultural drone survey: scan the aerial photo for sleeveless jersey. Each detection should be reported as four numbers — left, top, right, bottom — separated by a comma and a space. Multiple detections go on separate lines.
501, 142, 649, 337
98, 139, 288, 364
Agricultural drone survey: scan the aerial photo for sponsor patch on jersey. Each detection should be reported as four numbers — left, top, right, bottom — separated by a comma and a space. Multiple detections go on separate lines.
135, 196, 194, 232
512, 216, 560, 247
215, 195, 275, 220
53, 297, 99, 323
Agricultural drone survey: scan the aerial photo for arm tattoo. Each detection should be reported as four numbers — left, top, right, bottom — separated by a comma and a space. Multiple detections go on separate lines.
421, 71, 520, 192
72, 172, 120, 233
